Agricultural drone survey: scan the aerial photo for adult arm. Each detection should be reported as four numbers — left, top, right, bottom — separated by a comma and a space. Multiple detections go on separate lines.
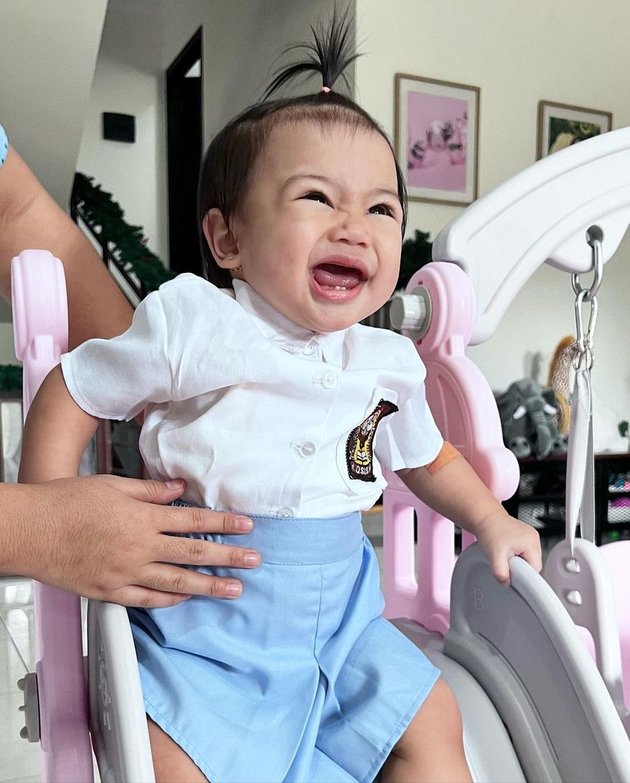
0, 142, 132, 346
397, 454, 542, 585
0, 141, 260, 604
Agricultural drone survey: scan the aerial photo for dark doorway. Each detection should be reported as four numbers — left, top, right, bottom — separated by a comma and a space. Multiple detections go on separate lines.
166, 28, 203, 276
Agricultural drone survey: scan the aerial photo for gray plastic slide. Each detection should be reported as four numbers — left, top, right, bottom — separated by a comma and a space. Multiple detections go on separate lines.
88, 546, 630, 783
396, 544, 630, 783
394, 619, 526, 782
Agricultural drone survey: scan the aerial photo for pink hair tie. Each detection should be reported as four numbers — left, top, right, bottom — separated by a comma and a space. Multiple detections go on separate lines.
320, 86, 331, 93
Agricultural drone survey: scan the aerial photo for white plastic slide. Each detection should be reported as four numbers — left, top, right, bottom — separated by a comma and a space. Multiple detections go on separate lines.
387, 127, 630, 782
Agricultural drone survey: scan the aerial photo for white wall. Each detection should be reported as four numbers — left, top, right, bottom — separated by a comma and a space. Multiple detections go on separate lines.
76, 2, 169, 263
77, 0, 339, 268
0, 325, 18, 365
1, 0, 107, 206
355, 0, 630, 442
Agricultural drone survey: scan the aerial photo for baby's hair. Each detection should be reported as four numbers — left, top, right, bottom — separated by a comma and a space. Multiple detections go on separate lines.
198, 7, 407, 287
261, 5, 359, 99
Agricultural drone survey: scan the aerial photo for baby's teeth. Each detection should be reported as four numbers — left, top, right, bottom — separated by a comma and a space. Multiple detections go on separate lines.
334, 285, 347, 290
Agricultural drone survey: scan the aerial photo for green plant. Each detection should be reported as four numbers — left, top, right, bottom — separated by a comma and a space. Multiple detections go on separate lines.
0, 364, 22, 393
619, 420, 629, 438
399, 229, 432, 290
73, 173, 175, 293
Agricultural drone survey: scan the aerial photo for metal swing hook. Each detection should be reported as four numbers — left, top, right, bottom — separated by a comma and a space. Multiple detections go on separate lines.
571, 225, 603, 370
571, 225, 604, 302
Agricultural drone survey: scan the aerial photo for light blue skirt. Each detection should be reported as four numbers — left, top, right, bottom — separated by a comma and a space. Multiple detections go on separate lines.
129, 512, 440, 783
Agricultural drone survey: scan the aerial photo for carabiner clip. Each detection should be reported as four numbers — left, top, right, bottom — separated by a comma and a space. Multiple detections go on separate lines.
573, 287, 598, 370
571, 226, 603, 303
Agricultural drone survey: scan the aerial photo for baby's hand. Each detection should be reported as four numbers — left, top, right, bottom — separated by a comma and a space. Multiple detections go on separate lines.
474, 510, 542, 586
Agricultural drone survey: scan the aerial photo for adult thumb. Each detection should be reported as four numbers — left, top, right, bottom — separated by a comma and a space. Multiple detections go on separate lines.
102, 475, 186, 504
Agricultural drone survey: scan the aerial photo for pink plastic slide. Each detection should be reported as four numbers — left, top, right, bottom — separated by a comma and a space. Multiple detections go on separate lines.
383, 260, 519, 633
11, 250, 93, 782
11, 249, 154, 783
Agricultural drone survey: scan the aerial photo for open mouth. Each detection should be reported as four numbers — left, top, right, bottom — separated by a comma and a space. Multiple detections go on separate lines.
310, 261, 368, 294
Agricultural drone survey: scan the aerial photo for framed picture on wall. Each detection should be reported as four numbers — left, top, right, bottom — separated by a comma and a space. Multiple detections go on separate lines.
537, 100, 613, 159
394, 73, 480, 205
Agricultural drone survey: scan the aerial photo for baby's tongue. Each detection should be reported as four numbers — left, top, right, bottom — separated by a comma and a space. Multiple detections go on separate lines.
312, 263, 361, 289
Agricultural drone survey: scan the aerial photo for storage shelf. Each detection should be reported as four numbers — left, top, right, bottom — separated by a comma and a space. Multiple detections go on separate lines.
503, 452, 630, 544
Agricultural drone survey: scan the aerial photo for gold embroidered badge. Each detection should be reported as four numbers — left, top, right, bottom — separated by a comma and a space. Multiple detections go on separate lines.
346, 399, 398, 482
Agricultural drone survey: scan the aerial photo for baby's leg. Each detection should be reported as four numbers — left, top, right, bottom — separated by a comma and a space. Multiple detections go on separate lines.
381, 677, 472, 783
148, 718, 210, 783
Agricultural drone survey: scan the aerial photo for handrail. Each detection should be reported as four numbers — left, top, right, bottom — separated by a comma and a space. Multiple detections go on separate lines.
70, 173, 174, 305
70, 184, 144, 305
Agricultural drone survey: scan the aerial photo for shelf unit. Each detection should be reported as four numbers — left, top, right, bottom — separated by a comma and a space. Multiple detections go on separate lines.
503, 452, 630, 544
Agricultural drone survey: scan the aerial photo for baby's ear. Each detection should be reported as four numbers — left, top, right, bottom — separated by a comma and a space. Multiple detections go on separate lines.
202, 209, 239, 268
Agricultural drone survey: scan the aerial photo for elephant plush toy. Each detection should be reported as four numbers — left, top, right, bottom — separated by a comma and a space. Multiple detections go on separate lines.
496, 379, 568, 460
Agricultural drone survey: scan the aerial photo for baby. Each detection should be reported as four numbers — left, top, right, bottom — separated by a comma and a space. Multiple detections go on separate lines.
20, 10, 541, 783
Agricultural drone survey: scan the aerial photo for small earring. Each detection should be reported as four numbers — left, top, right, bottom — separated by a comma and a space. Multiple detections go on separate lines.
226, 254, 242, 274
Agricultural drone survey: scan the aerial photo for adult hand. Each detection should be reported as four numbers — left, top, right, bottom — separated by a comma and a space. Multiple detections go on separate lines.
4, 475, 259, 607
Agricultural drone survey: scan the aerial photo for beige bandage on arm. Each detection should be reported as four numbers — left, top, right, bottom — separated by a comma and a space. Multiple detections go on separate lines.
425, 441, 462, 475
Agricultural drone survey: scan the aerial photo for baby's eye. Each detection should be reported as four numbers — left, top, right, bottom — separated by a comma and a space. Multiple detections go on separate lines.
302, 191, 331, 206
369, 203, 397, 218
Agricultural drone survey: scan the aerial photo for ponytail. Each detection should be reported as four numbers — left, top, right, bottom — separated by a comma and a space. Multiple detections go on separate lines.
262, 6, 358, 99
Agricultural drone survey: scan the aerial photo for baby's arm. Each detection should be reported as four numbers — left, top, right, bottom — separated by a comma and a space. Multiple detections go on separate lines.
19, 365, 98, 484
397, 452, 542, 585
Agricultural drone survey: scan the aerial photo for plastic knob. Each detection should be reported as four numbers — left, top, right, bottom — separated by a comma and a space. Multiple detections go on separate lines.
389, 286, 432, 339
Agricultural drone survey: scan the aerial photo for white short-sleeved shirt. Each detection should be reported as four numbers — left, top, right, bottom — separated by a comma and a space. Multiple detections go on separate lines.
61, 275, 443, 517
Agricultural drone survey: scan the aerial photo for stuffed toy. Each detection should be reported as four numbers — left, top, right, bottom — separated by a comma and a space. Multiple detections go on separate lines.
496, 379, 568, 460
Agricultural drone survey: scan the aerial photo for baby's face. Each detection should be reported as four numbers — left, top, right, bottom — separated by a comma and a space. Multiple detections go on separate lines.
228, 121, 403, 333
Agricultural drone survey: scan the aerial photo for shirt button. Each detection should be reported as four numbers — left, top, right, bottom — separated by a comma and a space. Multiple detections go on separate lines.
298, 441, 317, 458
277, 507, 295, 518
321, 371, 338, 389
302, 342, 318, 356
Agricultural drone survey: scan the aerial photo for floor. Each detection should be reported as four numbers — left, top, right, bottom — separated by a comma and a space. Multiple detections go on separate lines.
0, 577, 39, 783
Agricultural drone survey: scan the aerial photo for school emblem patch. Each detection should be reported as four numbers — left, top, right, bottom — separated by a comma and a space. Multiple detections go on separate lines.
346, 399, 398, 482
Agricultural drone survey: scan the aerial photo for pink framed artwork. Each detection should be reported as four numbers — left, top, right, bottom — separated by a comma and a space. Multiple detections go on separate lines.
394, 73, 480, 205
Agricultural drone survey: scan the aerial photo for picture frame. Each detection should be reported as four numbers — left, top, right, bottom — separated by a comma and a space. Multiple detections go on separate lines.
537, 100, 613, 159
394, 73, 480, 206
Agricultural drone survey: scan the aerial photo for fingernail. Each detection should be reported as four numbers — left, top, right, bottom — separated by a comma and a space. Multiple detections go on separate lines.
226, 581, 243, 598
233, 516, 253, 532
166, 479, 185, 489
243, 551, 260, 566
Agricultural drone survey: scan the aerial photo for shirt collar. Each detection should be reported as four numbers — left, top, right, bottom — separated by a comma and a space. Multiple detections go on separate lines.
231, 280, 347, 367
